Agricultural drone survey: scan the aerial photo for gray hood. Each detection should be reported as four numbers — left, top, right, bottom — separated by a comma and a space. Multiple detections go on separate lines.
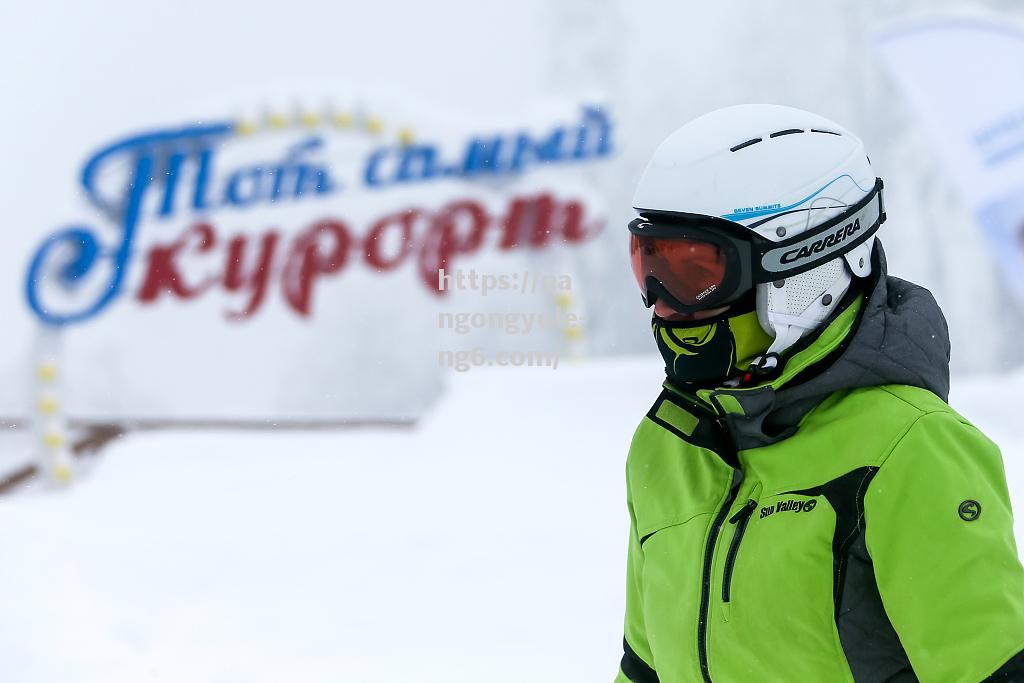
711, 245, 951, 450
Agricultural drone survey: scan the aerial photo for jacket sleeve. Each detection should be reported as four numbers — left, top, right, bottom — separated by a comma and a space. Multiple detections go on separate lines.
864, 411, 1024, 683
617, 498, 659, 683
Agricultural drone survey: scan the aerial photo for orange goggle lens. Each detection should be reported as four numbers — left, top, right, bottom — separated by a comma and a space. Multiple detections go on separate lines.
629, 234, 728, 307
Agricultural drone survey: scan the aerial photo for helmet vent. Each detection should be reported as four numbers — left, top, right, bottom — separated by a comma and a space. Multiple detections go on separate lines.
769, 128, 804, 138
729, 137, 762, 152
810, 128, 841, 136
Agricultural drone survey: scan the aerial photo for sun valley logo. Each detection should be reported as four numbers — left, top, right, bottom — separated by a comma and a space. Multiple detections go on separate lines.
759, 498, 818, 519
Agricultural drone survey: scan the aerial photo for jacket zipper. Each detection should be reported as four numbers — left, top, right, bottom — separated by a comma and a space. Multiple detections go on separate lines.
697, 468, 742, 683
722, 499, 757, 603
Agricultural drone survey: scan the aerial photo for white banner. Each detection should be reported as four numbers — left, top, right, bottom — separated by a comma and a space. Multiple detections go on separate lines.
874, 14, 1024, 302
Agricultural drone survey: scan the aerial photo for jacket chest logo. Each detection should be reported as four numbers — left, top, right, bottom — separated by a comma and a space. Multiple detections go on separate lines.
759, 498, 817, 519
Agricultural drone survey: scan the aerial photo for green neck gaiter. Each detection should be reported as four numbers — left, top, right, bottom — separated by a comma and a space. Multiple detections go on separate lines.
652, 307, 773, 387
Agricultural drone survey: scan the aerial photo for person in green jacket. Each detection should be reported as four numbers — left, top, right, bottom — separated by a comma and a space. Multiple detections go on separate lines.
618, 104, 1024, 683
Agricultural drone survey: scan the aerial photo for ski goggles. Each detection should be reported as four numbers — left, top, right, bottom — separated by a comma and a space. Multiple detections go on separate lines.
629, 177, 885, 313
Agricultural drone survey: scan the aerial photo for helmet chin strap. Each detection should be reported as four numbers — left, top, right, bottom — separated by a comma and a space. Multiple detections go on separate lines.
757, 265, 854, 366
764, 320, 808, 359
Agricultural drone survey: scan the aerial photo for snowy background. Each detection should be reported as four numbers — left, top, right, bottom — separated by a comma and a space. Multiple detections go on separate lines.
2, 0, 1024, 681
0, 360, 1021, 683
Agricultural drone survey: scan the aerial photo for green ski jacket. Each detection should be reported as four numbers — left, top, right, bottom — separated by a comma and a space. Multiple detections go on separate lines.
617, 249, 1024, 683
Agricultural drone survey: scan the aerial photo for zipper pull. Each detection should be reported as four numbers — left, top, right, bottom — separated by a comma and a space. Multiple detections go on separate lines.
729, 499, 758, 524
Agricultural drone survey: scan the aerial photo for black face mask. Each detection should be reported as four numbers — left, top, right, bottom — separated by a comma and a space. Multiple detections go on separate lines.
652, 297, 773, 387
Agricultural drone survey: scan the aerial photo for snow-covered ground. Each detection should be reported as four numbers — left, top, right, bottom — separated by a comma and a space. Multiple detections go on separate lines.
0, 357, 1021, 683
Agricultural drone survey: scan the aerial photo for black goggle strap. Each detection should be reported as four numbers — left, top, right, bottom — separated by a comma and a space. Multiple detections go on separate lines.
750, 178, 885, 283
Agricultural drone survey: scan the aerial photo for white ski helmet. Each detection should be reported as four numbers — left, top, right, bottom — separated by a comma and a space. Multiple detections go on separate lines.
630, 103, 885, 360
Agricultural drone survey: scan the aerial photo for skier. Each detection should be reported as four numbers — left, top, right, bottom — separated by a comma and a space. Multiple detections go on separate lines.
617, 104, 1024, 683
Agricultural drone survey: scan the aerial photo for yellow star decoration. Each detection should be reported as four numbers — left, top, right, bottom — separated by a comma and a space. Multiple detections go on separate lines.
43, 430, 64, 449
235, 120, 258, 136
231, 107, 411, 146
299, 111, 321, 128
53, 463, 73, 483
37, 362, 58, 383
38, 396, 59, 415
